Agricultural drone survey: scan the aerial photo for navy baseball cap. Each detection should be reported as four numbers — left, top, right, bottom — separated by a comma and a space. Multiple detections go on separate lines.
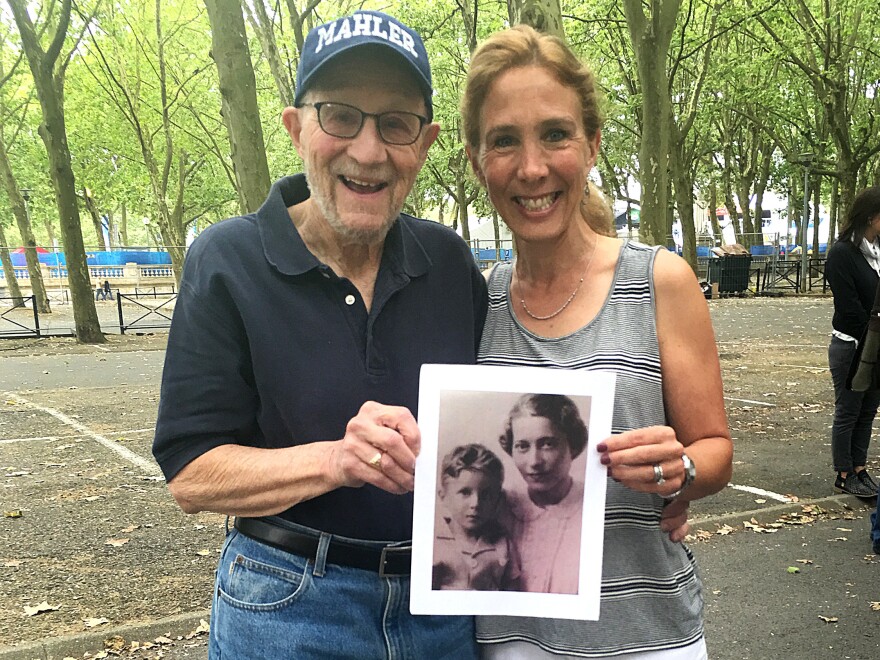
294, 10, 433, 121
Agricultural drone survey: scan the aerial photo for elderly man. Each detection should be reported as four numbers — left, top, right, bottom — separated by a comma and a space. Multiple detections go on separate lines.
152, 10, 485, 659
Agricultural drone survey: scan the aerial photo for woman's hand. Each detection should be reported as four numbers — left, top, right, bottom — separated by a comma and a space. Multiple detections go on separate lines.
596, 426, 688, 497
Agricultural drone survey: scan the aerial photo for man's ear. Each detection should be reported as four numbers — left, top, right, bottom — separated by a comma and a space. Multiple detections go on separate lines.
466, 145, 486, 186
416, 122, 441, 166
282, 106, 304, 155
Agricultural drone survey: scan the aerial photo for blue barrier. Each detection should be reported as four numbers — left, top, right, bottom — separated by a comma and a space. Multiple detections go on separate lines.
474, 248, 513, 262
696, 246, 711, 258
10, 250, 173, 267
750, 245, 775, 256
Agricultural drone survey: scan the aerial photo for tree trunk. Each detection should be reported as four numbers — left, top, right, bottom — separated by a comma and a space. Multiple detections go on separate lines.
670, 141, 696, 270
205, 0, 271, 213
0, 132, 50, 312
828, 178, 839, 245
8, 0, 102, 341
622, 0, 680, 247
811, 176, 821, 255
244, 0, 295, 107
456, 178, 471, 242
44, 217, 56, 248
709, 181, 721, 240
507, 0, 565, 39
83, 189, 106, 249
120, 201, 128, 246
0, 224, 24, 303
721, 167, 741, 245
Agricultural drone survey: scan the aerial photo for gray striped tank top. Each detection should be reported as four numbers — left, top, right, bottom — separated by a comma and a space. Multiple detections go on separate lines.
476, 241, 704, 657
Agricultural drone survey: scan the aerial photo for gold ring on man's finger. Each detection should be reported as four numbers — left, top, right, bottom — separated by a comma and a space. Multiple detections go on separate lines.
368, 451, 384, 470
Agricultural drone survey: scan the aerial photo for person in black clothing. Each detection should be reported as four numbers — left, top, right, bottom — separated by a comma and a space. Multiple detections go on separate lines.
825, 186, 880, 497
102, 280, 113, 300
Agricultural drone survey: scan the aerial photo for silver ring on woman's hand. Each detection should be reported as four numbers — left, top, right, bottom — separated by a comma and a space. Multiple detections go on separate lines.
653, 463, 665, 485
368, 451, 384, 471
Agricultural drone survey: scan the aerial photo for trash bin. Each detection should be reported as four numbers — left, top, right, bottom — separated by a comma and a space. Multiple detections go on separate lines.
707, 254, 752, 294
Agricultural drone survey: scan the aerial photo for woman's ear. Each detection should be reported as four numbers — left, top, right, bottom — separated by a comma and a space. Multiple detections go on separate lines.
466, 145, 486, 187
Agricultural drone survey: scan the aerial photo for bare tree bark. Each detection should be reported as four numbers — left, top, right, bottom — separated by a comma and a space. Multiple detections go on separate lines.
622, 0, 681, 246
507, 0, 564, 40
0, 223, 24, 303
243, 0, 295, 107
7, 0, 103, 341
0, 131, 49, 311
205, 0, 271, 214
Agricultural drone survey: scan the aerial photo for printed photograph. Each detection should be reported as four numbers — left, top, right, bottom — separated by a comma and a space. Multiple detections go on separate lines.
411, 364, 615, 620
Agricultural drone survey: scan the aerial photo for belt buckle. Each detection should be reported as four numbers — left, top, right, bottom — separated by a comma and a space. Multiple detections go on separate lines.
378, 545, 410, 578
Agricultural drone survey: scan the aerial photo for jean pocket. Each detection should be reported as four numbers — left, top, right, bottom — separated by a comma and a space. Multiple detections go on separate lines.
218, 551, 311, 612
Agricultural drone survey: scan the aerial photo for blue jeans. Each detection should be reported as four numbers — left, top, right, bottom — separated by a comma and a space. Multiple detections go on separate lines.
209, 524, 478, 660
828, 336, 880, 472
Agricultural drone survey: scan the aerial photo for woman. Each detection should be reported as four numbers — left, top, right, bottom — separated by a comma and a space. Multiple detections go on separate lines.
498, 393, 588, 595
825, 186, 880, 498
462, 26, 732, 658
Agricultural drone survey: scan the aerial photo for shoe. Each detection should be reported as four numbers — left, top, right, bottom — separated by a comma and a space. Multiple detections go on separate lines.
834, 472, 877, 498
856, 469, 879, 493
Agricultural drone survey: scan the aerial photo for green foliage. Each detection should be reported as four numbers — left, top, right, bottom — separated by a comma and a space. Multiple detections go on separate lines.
1, 0, 879, 247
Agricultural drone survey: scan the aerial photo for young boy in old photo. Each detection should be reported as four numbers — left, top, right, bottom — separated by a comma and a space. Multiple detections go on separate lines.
432, 444, 520, 591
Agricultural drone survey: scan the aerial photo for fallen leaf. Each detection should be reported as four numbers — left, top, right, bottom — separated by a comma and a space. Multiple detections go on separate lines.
716, 524, 735, 535
818, 615, 839, 623
754, 499, 767, 504
3, 560, 22, 567
120, 525, 139, 533
155, 635, 174, 644
828, 537, 848, 542
3, 510, 22, 518
836, 528, 852, 532
105, 538, 129, 547
870, 602, 880, 611
786, 566, 800, 574
784, 494, 800, 502
196, 550, 211, 556
796, 559, 813, 564
84, 617, 109, 628
104, 635, 126, 652
24, 601, 60, 616
5, 471, 30, 477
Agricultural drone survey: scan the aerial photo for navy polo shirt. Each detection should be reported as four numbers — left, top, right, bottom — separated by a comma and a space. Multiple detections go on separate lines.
153, 175, 488, 541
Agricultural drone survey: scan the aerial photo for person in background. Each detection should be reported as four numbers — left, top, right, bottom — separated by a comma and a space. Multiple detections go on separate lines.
103, 280, 113, 300
462, 25, 732, 659
152, 10, 486, 659
825, 186, 880, 498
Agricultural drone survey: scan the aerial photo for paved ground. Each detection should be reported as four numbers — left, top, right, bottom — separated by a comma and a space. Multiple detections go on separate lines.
1, 294, 879, 659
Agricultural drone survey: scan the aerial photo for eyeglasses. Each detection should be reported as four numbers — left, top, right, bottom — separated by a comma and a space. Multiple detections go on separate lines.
299, 102, 428, 146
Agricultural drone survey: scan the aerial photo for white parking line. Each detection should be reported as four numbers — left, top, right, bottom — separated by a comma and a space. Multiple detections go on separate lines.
728, 484, 792, 502
2, 391, 160, 475
724, 397, 777, 407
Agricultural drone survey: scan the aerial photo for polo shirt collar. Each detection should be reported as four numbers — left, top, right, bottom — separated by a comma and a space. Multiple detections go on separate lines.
257, 174, 431, 278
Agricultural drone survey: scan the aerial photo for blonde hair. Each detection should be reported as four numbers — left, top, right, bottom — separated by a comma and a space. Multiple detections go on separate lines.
462, 26, 609, 235
584, 183, 616, 237
461, 25, 602, 150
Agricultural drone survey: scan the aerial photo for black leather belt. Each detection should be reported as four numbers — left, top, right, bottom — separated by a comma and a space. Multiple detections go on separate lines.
233, 517, 411, 577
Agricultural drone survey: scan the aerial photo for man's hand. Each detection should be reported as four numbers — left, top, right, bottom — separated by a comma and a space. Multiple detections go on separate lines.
328, 401, 421, 494
660, 498, 690, 543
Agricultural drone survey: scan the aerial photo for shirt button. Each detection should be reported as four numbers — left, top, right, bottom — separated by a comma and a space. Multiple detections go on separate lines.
344, 294, 356, 305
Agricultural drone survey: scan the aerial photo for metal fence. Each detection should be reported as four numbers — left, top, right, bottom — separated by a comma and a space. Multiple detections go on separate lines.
0, 296, 40, 338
